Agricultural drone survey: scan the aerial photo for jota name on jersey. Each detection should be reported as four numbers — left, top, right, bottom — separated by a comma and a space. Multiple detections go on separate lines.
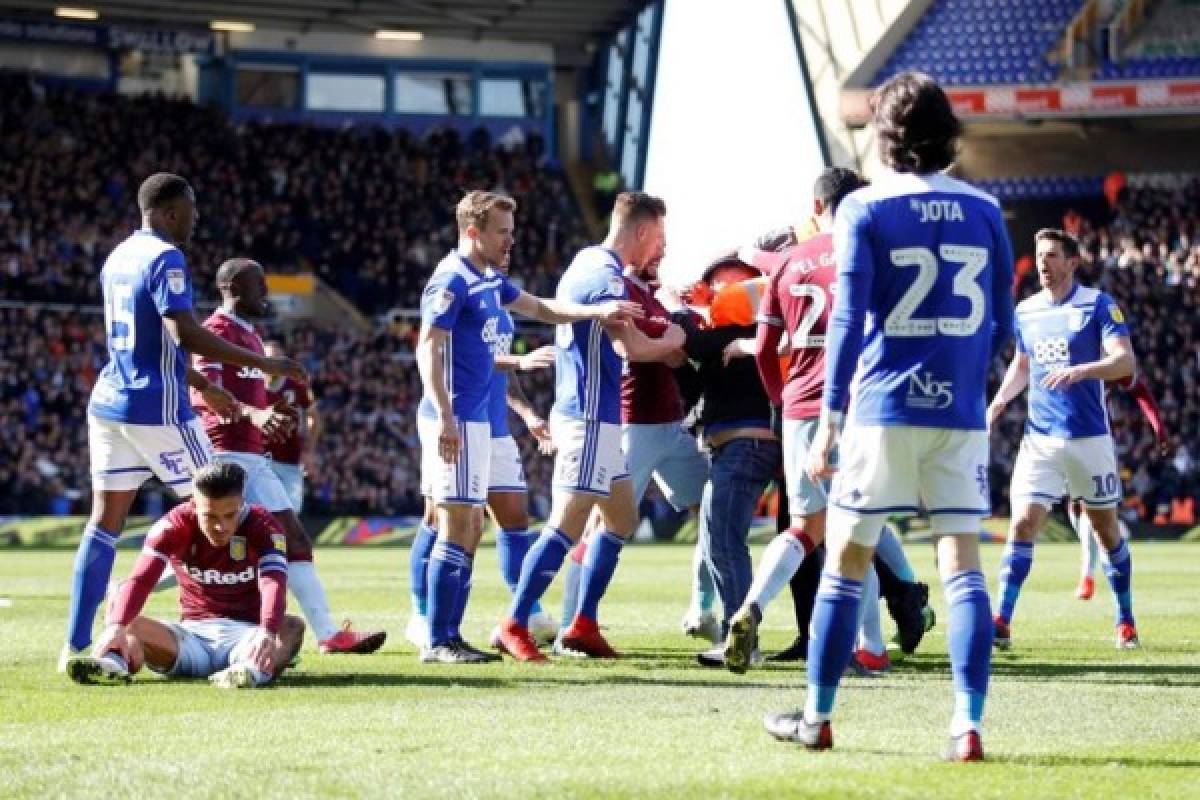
910, 197, 965, 223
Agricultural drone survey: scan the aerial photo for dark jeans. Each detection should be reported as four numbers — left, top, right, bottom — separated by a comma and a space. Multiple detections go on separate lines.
699, 437, 782, 630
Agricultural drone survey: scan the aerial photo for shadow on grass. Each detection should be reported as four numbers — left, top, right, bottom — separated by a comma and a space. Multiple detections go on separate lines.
986, 752, 1200, 769
894, 653, 1200, 687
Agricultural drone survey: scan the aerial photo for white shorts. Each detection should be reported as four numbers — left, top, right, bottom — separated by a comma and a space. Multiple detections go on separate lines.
163, 617, 260, 678
214, 451, 292, 513
489, 435, 527, 493
418, 416, 489, 505
829, 425, 990, 546
269, 461, 304, 513
88, 415, 214, 496
782, 417, 830, 516
550, 412, 628, 497
622, 422, 708, 510
1011, 433, 1121, 510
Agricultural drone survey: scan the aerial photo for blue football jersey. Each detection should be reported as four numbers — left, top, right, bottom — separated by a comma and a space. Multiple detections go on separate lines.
486, 298, 517, 438
88, 229, 195, 426
418, 252, 520, 423
1016, 284, 1129, 438
552, 246, 627, 425
825, 172, 1015, 430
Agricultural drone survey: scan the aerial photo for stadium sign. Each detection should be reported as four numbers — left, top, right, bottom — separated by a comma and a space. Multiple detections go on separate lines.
841, 79, 1200, 124
0, 17, 215, 54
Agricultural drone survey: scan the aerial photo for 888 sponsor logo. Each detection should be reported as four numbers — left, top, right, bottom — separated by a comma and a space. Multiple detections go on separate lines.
1032, 336, 1070, 366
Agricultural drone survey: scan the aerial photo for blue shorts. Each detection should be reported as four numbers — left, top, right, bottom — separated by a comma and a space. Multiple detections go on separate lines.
622, 422, 708, 510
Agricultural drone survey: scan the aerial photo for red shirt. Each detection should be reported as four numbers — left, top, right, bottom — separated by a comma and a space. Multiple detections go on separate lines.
756, 233, 837, 420
191, 310, 268, 454
142, 502, 287, 627
620, 275, 684, 425
265, 377, 313, 465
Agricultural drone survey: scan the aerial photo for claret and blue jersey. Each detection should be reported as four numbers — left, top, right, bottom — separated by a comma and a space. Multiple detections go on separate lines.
824, 172, 1015, 430
1016, 284, 1129, 438
88, 229, 195, 426
551, 246, 627, 425
418, 252, 520, 424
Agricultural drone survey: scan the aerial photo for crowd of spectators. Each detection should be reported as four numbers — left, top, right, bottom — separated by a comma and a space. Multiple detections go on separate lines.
0, 71, 587, 312
0, 70, 1196, 527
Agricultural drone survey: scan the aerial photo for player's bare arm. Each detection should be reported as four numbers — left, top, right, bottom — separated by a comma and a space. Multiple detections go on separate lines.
606, 318, 685, 363
505, 375, 553, 454
415, 323, 460, 462
164, 310, 307, 382
506, 291, 642, 325
186, 367, 239, 421
1042, 335, 1135, 390
493, 344, 555, 372
987, 351, 1031, 429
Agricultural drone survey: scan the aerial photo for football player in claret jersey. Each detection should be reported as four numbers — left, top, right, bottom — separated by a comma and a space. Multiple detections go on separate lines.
493, 192, 686, 663
414, 190, 638, 664
63, 173, 305, 671
720, 167, 866, 674
66, 463, 305, 689
988, 229, 1140, 650
264, 339, 322, 514
763, 73, 1015, 761
193, 258, 385, 655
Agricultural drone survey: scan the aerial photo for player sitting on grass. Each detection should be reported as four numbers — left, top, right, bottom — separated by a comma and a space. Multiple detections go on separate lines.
66, 462, 305, 689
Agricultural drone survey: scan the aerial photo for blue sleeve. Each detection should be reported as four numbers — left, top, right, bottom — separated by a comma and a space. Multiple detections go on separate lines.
988, 209, 1016, 358
823, 196, 874, 413
497, 275, 521, 306
1097, 293, 1130, 340
1014, 317, 1027, 354
146, 249, 192, 316
421, 273, 466, 330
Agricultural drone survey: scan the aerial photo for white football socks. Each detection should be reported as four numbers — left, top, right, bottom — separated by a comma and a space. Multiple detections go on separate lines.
288, 560, 339, 640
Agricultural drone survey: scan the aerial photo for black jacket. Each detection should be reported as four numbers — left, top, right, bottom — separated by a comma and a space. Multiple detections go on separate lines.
679, 319, 772, 434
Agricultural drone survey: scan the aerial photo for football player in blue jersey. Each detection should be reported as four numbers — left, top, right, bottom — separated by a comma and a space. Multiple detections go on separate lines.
494, 191, 687, 662
987, 228, 1139, 650
62, 172, 306, 671
762, 73, 1015, 761
414, 190, 638, 664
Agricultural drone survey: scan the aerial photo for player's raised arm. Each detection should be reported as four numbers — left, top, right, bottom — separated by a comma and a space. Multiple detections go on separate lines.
1041, 296, 1136, 390
607, 317, 686, 363
164, 310, 305, 382
494, 344, 555, 372
506, 289, 641, 326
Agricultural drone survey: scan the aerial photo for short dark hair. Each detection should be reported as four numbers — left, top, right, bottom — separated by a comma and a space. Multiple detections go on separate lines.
137, 172, 192, 213
193, 462, 246, 500
1035, 228, 1081, 259
611, 191, 667, 228
872, 71, 962, 174
215, 257, 261, 288
814, 167, 867, 215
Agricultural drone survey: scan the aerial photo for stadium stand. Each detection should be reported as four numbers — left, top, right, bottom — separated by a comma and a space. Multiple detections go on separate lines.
872, 0, 1084, 86
0, 69, 1195, 525
1096, 0, 1200, 78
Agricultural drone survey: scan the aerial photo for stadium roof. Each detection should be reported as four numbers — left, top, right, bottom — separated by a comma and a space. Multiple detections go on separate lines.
2, 1, 648, 52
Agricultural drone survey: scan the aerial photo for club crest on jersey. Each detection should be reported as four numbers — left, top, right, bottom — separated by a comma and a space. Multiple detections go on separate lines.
229, 536, 246, 561
236, 366, 267, 380
166, 268, 187, 294
906, 371, 954, 410
271, 533, 287, 553
430, 287, 456, 315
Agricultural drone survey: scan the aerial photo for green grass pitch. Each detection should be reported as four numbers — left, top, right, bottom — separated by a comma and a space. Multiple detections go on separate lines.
1, 541, 1198, 798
